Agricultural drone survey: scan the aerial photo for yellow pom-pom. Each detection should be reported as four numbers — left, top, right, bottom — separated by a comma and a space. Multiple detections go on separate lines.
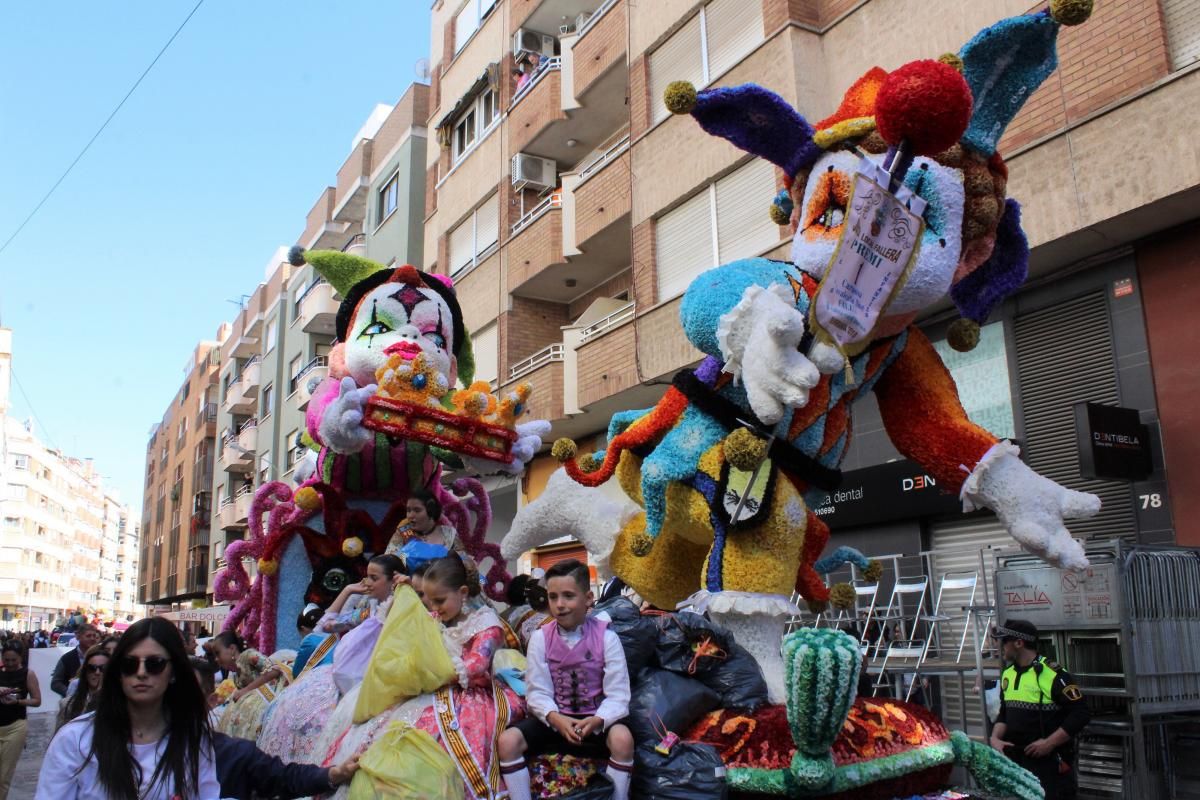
663, 81, 697, 115
551, 438, 577, 462
947, 318, 981, 352
256, 558, 278, 577
937, 52, 964, 73
806, 597, 830, 614
862, 560, 883, 583
769, 203, 792, 226
725, 427, 769, 472
829, 582, 857, 610
579, 454, 602, 473
294, 486, 321, 511
342, 537, 364, 559
1050, 0, 1093, 25
630, 530, 655, 557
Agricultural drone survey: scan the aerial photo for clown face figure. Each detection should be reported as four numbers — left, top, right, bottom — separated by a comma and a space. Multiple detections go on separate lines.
344, 280, 458, 391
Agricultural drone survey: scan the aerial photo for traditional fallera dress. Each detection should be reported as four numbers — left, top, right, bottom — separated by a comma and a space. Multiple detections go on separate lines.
256, 631, 338, 761
217, 648, 289, 741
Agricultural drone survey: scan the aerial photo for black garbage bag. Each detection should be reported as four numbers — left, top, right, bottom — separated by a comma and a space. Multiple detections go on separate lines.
627, 668, 721, 745
592, 596, 659, 675
632, 743, 728, 800
655, 611, 768, 711
558, 774, 613, 800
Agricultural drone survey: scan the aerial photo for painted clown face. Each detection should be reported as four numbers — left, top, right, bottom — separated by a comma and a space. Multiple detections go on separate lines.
789, 148, 965, 321
345, 280, 457, 390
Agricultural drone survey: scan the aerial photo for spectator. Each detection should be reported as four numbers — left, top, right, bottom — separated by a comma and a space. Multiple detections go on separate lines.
0, 641, 41, 799
56, 645, 108, 731
51, 623, 101, 697
32, 630, 49, 649
34, 617, 219, 799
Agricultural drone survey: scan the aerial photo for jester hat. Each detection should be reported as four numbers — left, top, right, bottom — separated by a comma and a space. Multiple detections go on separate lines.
287, 245, 476, 386
663, 0, 1094, 347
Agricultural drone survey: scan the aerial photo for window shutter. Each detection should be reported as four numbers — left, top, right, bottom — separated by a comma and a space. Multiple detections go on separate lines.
448, 218, 475, 275
715, 158, 778, 263
479, 0, 497, 18
648, 14, 705, 125
471, 323, 499, 386
705, 0, 763, 79
656, 187, 716, 302
1163, 0, 1200, 69
474, 194, 500, 257
455, 2, 479, 54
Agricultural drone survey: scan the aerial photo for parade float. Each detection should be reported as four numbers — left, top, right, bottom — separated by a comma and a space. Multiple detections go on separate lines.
209, 2, 1104, 798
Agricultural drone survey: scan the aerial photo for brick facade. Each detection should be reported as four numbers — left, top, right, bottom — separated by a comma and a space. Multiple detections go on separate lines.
577, 322, 639, 408
574, 1, 628, 98
629, 55, 650, 141
575, 151, 631, 248
504, 361, 564, 422
631, 219, 656, 310
634, 298, 702, 381
505, 209, 565, 293
569, 270, 633, 320
501, 296, 570, 373
762, 0, 821, 32
508, 69, 569, 156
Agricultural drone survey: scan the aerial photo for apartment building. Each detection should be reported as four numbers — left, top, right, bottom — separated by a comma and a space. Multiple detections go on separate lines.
0, 328, 138, 630
139, 327, 226, 608
424, 0, 1200, 562
207, 85, 430, 586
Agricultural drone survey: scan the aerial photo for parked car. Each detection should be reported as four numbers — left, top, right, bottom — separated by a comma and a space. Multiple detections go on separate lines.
56, 633, 77, 649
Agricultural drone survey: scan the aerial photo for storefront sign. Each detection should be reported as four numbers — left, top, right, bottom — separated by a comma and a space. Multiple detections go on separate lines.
810, 459, 962, 529
995, 563, 1121, 629
1074, 402, 1152, 481
162, 605, 230, 625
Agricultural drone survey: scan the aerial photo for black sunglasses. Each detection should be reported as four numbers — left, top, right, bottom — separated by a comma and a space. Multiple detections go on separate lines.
119, 656, 170, 677
85, 663, 107, 674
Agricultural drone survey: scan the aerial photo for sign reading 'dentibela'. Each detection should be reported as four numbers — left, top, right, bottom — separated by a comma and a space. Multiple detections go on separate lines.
811, 158, 927, 355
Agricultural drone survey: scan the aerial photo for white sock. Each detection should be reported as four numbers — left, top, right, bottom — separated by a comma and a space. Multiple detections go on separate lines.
501, 759, 531, 800
606, 759, 634, 800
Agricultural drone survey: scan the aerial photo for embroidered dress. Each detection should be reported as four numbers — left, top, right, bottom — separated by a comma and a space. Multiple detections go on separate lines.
256, 634, 339, 762
517, 610, 552, 650
217, 648, 287, 741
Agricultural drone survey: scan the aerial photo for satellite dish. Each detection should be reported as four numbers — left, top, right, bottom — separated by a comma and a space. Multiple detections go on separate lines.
415, 58, 431, 82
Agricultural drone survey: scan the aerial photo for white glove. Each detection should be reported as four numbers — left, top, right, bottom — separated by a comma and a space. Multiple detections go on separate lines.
961, 443, 1100, 570
318, 377, 377, 454
463, 419, 551, 476
717, 284, 820, 425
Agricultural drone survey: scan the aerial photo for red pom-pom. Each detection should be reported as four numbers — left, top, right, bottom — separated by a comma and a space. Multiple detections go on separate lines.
875, 60, 973, 156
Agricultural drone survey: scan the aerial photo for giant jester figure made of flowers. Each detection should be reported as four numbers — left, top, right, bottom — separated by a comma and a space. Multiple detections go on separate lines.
215, 249, 550, 653
508, 1, 1100, 704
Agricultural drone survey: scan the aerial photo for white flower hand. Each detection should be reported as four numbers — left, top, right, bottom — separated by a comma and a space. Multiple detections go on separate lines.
318, 376, 377, 454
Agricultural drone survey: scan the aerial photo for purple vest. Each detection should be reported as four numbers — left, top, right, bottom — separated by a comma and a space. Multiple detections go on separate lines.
543, 617, 608, 715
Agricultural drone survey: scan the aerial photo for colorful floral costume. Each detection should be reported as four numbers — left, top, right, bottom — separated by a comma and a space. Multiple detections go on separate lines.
217, 648, 287, 741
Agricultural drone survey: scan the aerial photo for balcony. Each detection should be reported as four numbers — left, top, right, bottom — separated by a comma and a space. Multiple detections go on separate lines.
342, 232, 366, 257
196, 403, 217, 437
221, 374, 245, 415
233, 357, 261, 408
506, 195, 566, 296
234, 484, 254, 523
220, 433, 253, 474
572, 135, 631, 252
572, 0, 625, 100
218, 497, 243, 530
290, 356, 330, 411
300, 187, 354, 251
230, 324, 259, 360
509, 58, 568, 158
333, 138, 373, 224
297, 279, 339, 336
575, 304, 638, 408
503, 344, 565, 422
236, 418, 258, 454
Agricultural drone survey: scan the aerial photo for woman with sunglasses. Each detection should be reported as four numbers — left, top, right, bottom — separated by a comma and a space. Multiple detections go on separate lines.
56, 645, 108, 731
0, 641, 40, 799
34, 617, 218, 799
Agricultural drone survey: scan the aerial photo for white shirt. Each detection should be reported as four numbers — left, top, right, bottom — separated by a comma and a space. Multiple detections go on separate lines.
34, 712, 221, 800
525, 619, 630, 730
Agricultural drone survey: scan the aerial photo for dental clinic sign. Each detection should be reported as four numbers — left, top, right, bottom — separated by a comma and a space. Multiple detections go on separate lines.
811, 459, 960, 529
1074, 402, 1152, 481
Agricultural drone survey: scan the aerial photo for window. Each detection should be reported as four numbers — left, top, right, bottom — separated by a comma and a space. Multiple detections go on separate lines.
648, 0, 764, 125
471, 323, 499, 386
5, 485, 26, 501
4, 517, 20, 530
285, 430, 301, 469
448, 194, 500, 275
11, 455, 28, 471
259, 454, 271, 485
1163, 0, 1200, 70
262, 383, 274, 416
655, 158, 778, 301
288, 356, 303, 394
453, 0, 497, 54
451, 88, 500, 164
378, 172, 400, 223
265, 317, 278, 352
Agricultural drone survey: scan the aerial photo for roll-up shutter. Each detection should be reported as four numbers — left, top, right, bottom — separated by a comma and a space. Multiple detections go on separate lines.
474, 193, 499, 256
705, 0, 764, 79
1163, 0, 1200, 69
716, 159, 778, 263
534, 544, 588, 570
930, 514, 1011, 739
656, 188, 716, 302
648, 14, 704, 125
448, 217, 475, 275
1014, 291, 1135, 542
455, 2, 479, 54
471, 323, 499, 387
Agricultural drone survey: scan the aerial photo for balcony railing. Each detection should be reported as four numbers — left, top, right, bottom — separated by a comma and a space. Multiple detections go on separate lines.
579, 134, 630, 184
580, 302, 634, 343
511, 191, 562, 237
196, 403, 217, 427
576, 0, 619, 39
296, 276, 328, 308
290, 355, 330, 394
509, 343, 565, 382
342, 233, 366, 253
511, 56, 562, 109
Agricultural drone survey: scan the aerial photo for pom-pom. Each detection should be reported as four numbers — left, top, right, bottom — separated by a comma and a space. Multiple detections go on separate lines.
947, 318, 981, 352
806, 597, 829, 614
829, 582, 857, 610
769, 202, 792, 226
551, 438, 577, 462
937, 52, 964, 73
664, 81, 698, 115
724, 427, 769, 472
257, 558, 278, 577
579, 453, 602, 473
1050, 0, 1093, 25
287, 245, 307, 267
630, 530, 655, 557
875, 60, 973, 156
342, 537, 364, 559
294, 486, 321, 511
862, 560, 883, 583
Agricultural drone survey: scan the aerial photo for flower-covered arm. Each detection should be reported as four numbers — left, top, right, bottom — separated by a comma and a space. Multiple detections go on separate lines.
457, 626, 506, 689
310, 376, 377, 455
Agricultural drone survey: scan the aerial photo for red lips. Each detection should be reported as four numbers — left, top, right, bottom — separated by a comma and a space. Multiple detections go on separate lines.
383, 341, 422, 360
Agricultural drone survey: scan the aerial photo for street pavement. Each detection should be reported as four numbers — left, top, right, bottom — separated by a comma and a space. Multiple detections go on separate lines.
11, 712, 53, 800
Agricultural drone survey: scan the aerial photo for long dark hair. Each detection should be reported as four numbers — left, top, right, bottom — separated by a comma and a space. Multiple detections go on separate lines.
62, 644, 108, 725
85, 617, 211, 800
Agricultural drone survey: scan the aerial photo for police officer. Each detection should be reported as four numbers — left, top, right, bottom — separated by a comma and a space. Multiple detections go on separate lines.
989, 619, 1090, 799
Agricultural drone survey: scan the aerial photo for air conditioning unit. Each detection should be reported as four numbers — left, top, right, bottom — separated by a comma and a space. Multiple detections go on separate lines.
511, 153, 557, 192
513, 28, 556, 59
575, 12, 593, 31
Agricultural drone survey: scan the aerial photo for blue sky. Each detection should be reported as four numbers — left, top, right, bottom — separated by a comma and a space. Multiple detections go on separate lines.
0, 2, 430, 514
